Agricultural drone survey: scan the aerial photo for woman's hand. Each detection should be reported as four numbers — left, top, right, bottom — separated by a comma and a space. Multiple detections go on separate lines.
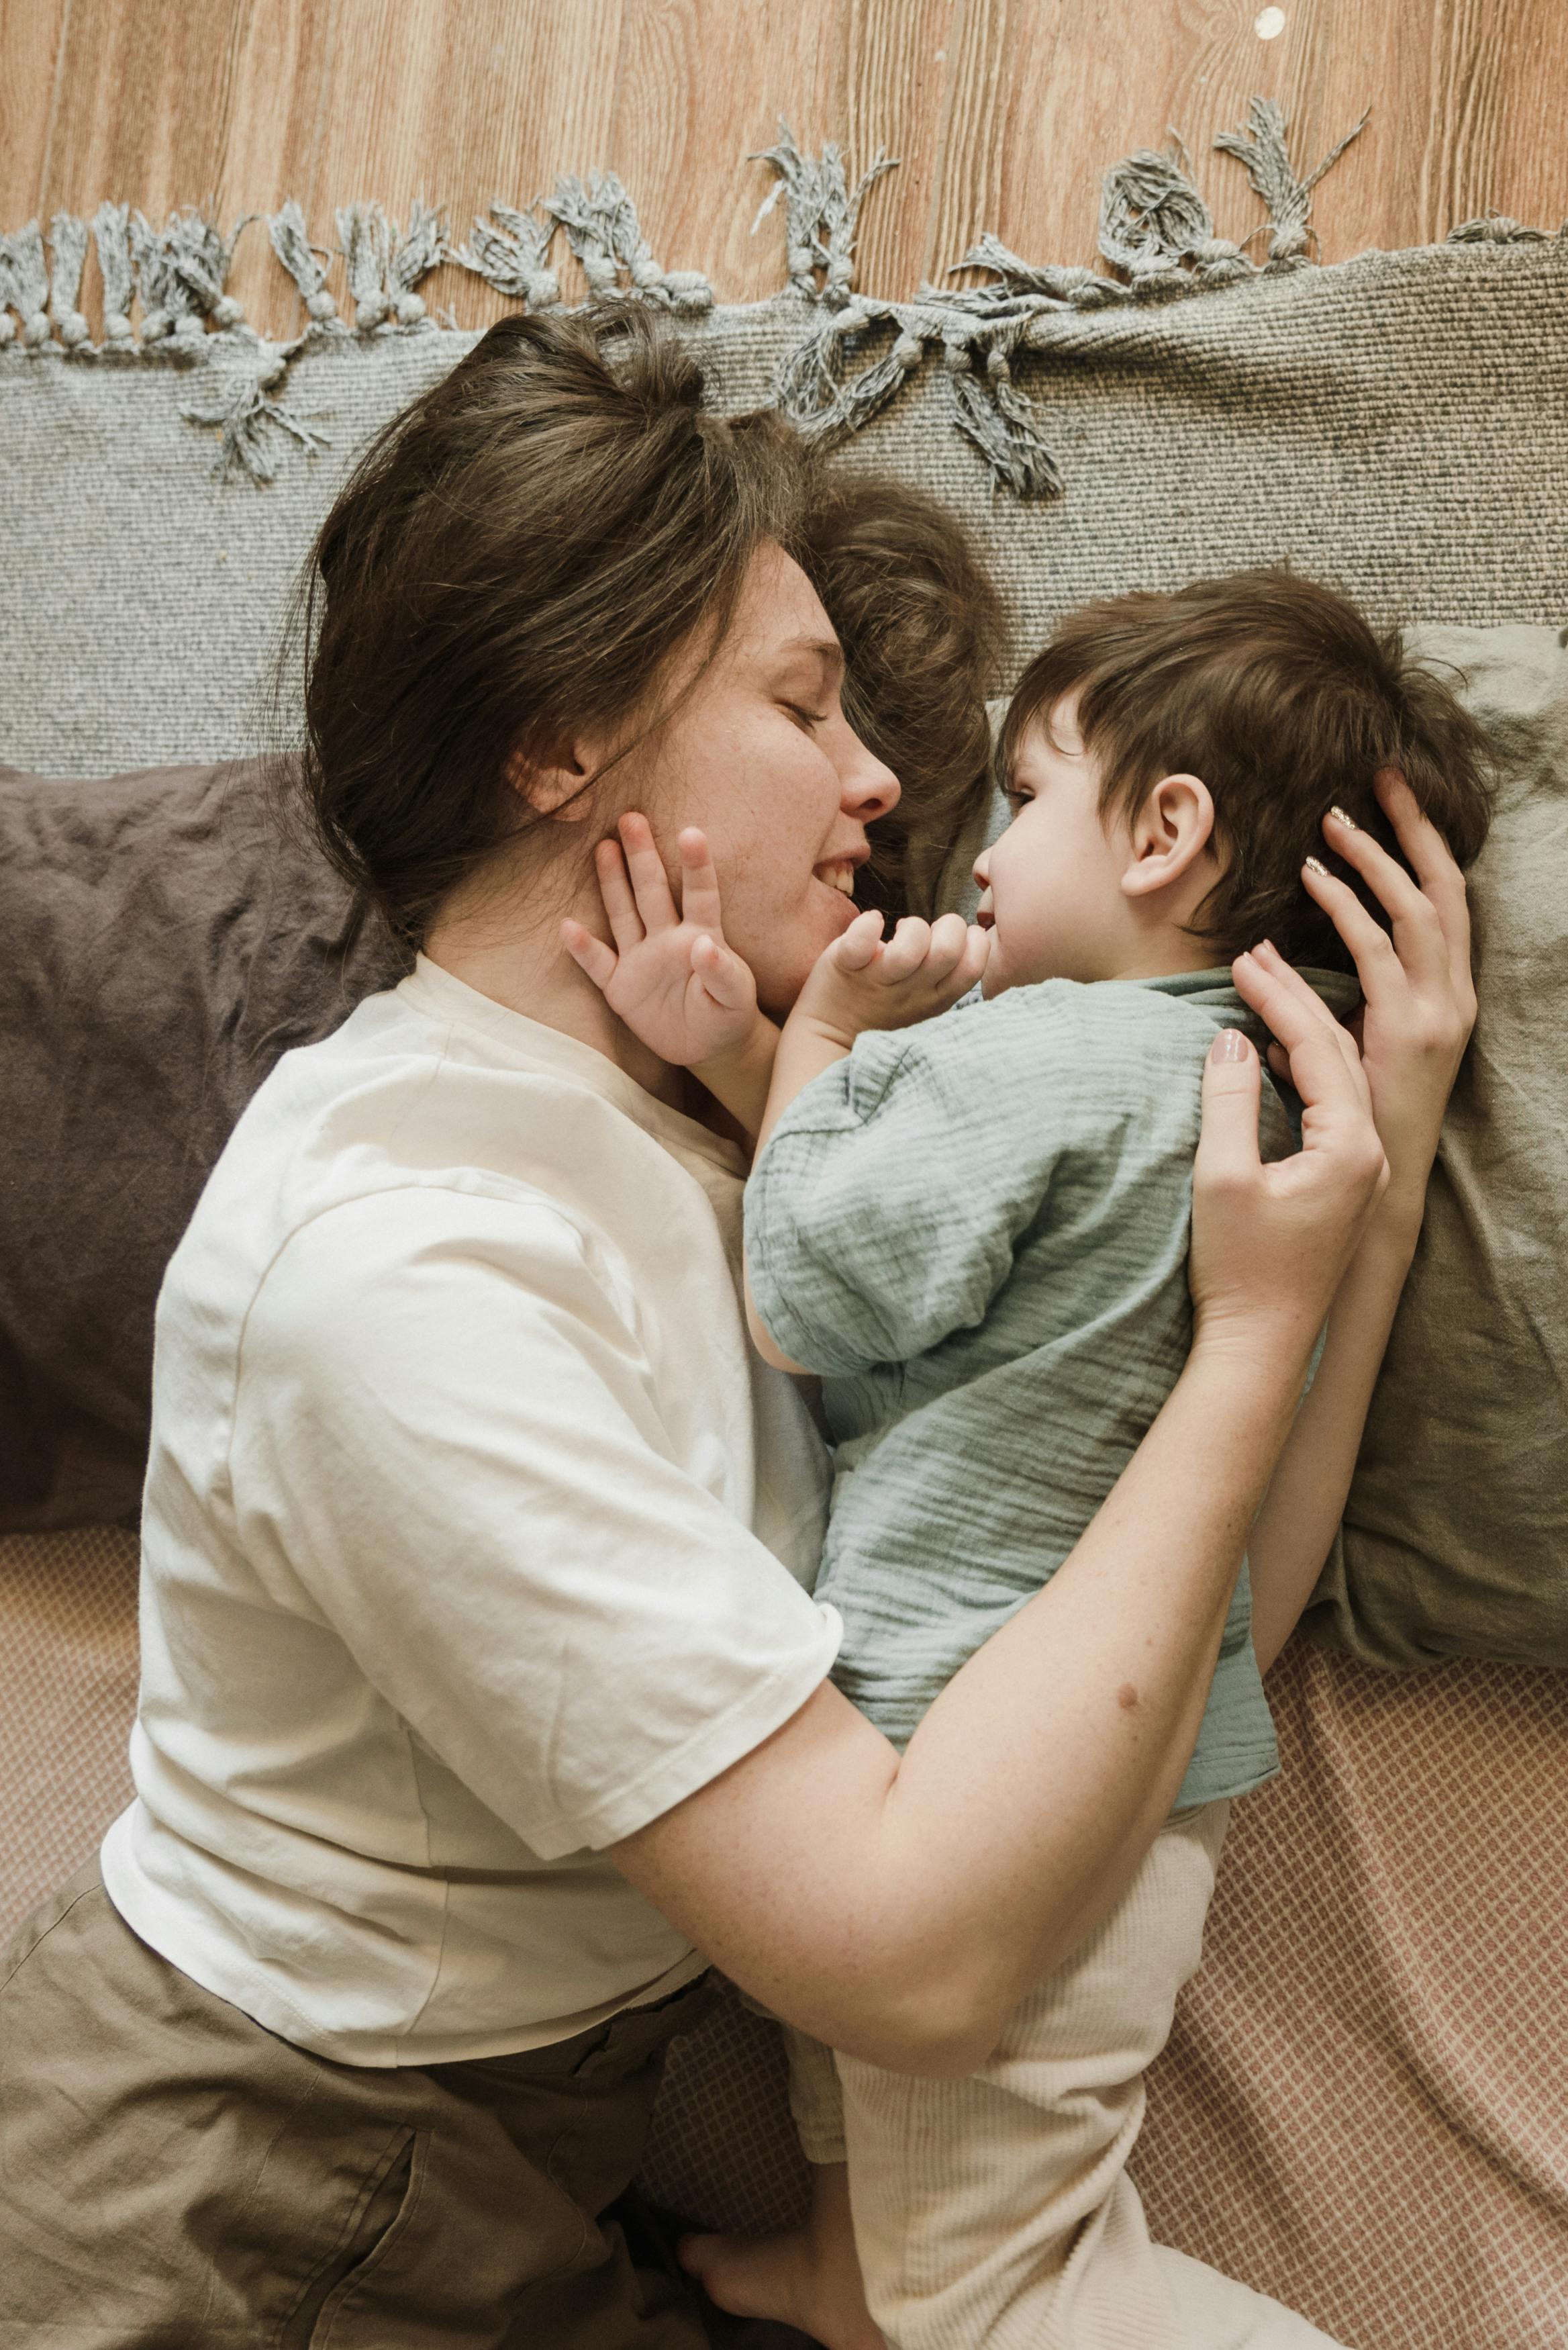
1189, 1000, 1387, 1364
1243, 766, 1477, 1236
793, 907, 991, 1048
561, 814, 763, 1070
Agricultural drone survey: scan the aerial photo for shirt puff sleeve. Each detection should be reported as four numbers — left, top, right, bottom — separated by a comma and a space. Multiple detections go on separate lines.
228, 1182, 840, 1861
745, 1002, 1065, 1376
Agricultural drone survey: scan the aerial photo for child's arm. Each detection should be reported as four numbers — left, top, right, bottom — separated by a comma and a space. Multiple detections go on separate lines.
564, 812, 991, 1368
743, 907, 989, 1368
1233, 772, 1477, 1670
754, 904, 990, 1155
561, 809, 990, 1137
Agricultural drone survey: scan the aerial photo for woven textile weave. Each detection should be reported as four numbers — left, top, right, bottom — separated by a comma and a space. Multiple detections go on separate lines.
638, 1637, 1568, 2350
6, 239, 1568, 780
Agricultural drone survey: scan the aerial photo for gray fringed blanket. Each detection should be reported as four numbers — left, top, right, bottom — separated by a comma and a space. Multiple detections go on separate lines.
1, 105, 1565, 1671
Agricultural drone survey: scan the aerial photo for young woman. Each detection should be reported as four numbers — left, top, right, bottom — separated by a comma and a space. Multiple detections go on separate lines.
0, 308, 1471, 2347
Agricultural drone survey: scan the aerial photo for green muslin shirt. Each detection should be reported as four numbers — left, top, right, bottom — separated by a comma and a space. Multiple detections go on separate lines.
745, 966, 1340, 1810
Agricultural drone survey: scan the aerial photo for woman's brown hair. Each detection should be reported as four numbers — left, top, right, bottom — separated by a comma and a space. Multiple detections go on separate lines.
1000, 568, 1495, 968
275, 304, 1001, 945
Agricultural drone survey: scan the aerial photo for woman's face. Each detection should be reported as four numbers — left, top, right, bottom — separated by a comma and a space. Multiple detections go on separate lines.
626, 541, 902, 1016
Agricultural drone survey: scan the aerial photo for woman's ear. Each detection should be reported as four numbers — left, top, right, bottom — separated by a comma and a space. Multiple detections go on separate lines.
504, 741, 601, 822
1119, 773, 1217, 899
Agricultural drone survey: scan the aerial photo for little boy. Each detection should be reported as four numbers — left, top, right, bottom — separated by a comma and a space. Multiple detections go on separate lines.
567, 567, 1491, 2349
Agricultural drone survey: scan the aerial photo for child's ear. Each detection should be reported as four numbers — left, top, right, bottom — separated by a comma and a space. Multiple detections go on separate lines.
1119, 773, 1216, 898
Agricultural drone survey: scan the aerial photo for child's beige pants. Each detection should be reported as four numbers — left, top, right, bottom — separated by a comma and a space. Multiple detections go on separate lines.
786, 1801, 1351, 2350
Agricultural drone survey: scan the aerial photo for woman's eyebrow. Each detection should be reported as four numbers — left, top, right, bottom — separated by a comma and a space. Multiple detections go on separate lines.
777, 634, 844, 677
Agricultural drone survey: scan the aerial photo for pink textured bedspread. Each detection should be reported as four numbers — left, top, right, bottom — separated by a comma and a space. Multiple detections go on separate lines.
4, 1531, 1565, 2346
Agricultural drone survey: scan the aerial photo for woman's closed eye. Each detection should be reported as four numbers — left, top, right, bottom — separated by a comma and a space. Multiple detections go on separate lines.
785, 702, 832, 729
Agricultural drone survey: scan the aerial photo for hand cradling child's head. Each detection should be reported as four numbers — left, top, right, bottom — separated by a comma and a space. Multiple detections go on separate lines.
975, 567, 1495, 997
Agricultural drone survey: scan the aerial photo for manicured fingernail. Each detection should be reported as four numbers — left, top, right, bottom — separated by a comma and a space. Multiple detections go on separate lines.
1327, 805, 1357, 829
1210, 1027, 1248, 1064
1304, 855, 1330, 878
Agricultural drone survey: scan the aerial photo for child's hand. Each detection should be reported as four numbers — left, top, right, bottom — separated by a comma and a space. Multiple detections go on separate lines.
561, 814, 760, 1070
795, 908, 991, 1046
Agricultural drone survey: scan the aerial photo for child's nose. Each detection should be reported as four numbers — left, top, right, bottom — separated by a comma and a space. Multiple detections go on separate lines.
972, 851, 989, 889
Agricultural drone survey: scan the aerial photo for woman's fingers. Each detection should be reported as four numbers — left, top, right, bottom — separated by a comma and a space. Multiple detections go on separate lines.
1369, 767, 1475, 1008
594, 837, 646, 953
677, 828, 726, 939
1298, 853, 1408, 996
618, 812, 680, 932
560, 916, 619, 992
1234, 941, 1342, 1035
1193, 1028, 1264, 1187
1318, 805, 1446, 976
1233, 947, 1369, 1103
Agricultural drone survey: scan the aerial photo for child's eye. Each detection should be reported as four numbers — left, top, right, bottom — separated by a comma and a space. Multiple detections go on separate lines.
1003, 787, 1033, 810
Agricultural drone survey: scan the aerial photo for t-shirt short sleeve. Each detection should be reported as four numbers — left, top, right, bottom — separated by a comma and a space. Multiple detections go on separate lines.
228, 1182, 841, 1861
745, 1002, 1071, 1376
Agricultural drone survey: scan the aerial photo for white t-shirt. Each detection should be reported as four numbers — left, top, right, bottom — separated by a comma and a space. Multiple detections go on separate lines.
101, 956, 837, 2067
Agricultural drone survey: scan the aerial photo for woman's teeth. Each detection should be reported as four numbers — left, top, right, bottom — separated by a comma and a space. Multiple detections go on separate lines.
818, 861, 856, 894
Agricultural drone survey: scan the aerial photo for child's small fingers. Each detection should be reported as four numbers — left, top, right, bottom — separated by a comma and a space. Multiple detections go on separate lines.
960, 924, 992, 991
618, 811, 680, 932
560, 917, 619, 992
922, 911, 971, 982
830, 908, 886, 971
879, 916, 932, 982
594, 838, 645, 952
678, 829, 725, 937
691, 933, 752, 1008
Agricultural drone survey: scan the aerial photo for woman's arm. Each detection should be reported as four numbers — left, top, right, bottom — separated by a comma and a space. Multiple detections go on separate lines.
1233, 771, 1477, 1670
609, 1009, 1389, 2078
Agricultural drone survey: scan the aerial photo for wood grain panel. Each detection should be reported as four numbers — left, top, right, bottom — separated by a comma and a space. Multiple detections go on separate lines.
318, 0, 626, 330
605, 0, 960, 306
6, 0, 1568, 345
926, 0, 1386, 284
0, 0, 70, 218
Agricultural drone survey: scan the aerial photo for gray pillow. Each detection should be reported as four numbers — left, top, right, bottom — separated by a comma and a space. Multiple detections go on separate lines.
0, 758, 409, 1531
1306, 624, 1568, 1668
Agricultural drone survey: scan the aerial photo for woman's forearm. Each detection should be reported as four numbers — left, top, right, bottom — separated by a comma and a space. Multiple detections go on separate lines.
614, 1326, 1310, 2075
1246, 1206, 1419, 1671
863, 1331, 1304, 2053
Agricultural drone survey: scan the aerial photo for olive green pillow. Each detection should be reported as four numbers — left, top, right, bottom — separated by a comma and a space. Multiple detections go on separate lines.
1306, 624, 1568, 1669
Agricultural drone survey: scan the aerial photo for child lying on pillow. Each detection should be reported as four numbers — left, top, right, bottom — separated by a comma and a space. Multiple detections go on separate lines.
565, 566, 1491, 2349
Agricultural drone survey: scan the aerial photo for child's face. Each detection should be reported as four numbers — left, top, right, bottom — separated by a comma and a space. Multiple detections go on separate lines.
973, 700, 1142, 995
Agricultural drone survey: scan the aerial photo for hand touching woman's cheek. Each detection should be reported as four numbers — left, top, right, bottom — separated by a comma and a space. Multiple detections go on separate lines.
633, 542, 900, 1017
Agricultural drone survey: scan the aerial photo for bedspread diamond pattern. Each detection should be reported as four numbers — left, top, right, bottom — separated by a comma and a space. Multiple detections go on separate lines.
638, 1635, 1568, 2350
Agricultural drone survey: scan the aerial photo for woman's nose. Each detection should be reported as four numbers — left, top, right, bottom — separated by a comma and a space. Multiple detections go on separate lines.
842, 741, 901, 821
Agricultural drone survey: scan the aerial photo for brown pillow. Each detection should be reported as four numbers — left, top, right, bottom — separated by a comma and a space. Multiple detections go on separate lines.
0, 759, 409, 1531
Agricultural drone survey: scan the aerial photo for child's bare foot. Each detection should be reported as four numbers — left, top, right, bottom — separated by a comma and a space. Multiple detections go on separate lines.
679, 2163, 884, 2350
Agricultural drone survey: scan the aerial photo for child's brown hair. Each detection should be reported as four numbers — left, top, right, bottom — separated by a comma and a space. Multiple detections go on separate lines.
999, 568, 1495, 969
